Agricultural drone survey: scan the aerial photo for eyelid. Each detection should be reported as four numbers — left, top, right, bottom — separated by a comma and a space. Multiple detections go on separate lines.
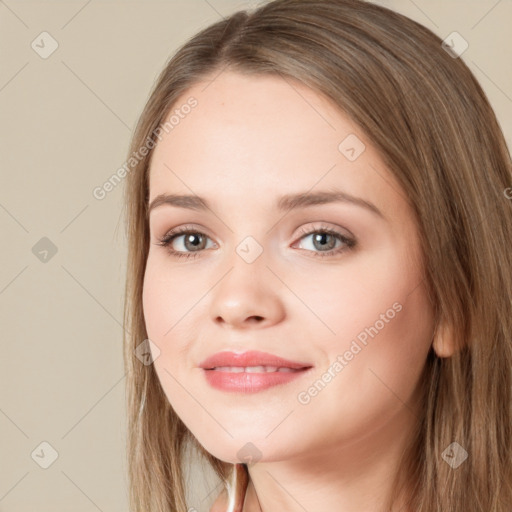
293, 222, 354, 242
156, 224, 216, 247
291, 223, 356, 257
155, 223, 214, 241
154, 221, 356, 259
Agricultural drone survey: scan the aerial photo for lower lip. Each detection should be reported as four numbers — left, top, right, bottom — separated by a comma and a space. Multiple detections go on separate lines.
202, 368, 311, 393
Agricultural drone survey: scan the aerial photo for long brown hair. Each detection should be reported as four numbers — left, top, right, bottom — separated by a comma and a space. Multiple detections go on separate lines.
122, 1, 512, 510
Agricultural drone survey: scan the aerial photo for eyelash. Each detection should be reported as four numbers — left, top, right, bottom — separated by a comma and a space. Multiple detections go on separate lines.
154, 223, 356, 260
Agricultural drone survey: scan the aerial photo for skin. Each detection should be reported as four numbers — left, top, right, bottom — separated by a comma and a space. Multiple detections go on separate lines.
143, 71, 454, 512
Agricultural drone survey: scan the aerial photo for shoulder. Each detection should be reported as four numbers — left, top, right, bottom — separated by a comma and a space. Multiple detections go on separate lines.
209, 487, 228, 512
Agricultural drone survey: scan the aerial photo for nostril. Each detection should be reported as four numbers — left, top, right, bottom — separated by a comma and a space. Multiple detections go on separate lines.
214, 315, 265, 325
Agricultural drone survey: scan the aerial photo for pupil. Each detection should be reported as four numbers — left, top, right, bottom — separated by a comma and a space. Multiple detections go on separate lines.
314, 233, 335, 250
186, 234, 203, 249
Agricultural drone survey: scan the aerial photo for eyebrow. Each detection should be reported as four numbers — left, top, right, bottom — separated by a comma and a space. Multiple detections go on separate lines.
147, 189, 384, 219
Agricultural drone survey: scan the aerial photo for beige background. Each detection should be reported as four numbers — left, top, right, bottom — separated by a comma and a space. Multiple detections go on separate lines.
0, 1, 510, 511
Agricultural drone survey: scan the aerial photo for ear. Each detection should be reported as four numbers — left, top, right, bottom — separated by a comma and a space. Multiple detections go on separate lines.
432, 317, 458, 358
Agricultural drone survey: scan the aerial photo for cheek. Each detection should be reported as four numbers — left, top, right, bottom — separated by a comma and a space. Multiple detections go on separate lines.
141, 256, 191, 370
289, 242, 428, 348
142, 253, 202, 343
300, 282, 432, 449
141, 254, 214, 397
300, 242, 433, 413
141, 257, 199, 414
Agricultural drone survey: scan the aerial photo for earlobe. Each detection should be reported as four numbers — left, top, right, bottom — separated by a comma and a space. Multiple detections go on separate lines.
431, 318, 458, 358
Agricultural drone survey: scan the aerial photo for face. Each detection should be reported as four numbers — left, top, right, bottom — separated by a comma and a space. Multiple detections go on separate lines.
143, 71, 435, 464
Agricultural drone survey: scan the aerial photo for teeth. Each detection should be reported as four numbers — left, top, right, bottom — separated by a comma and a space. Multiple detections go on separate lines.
214, 366, 245, 373
212, 366, 298, 373
246, 366, 272, 373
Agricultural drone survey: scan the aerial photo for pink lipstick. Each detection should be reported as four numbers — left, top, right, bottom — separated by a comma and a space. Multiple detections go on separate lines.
199, 350, 313, 393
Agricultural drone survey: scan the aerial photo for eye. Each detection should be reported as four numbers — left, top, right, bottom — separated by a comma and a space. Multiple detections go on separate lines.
154, 225, 215, 260
292, 224, 356, 258
153, 223, 356, 259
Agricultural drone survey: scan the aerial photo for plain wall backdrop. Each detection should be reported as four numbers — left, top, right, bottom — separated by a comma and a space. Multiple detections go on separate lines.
1, 1, 511, 511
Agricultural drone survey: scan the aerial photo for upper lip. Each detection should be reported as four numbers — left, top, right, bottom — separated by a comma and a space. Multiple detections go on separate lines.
199, 350, 313, 370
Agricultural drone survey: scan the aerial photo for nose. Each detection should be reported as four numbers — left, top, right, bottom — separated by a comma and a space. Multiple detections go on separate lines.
209, 256, 286, 329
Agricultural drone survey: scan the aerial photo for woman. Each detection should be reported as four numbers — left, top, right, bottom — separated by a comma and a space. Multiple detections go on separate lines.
122, 1, 512, 510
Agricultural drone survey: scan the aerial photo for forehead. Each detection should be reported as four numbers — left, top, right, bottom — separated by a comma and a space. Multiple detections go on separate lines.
147, 71, 404, 218
151, 71, 357, 165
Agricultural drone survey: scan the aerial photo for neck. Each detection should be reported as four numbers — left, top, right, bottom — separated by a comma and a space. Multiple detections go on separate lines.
242, 403, 419, 512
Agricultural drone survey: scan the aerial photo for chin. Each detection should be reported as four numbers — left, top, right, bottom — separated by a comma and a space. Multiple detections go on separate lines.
196, 434, 293, 466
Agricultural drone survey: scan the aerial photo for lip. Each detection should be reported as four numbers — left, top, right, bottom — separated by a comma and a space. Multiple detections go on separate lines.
199, 350, 313, 393
199, 350, 312, 370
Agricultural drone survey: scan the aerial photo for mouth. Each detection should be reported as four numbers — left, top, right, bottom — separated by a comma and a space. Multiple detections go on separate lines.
208, 366, 305, 373
199, 349, 312, 371
199, 351, 313, 393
